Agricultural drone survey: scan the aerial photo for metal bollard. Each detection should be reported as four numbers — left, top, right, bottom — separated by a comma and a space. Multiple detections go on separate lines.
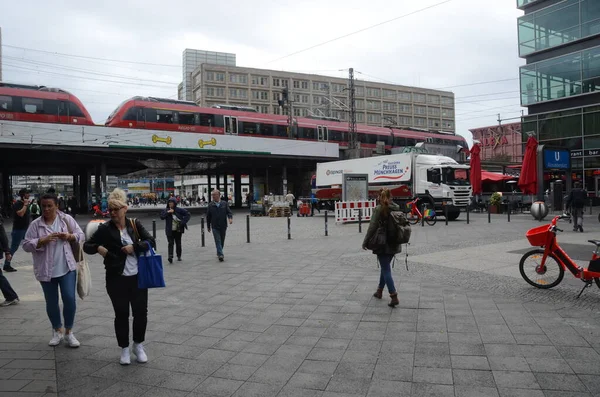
444, 205, 448, 226
590, 199, 593, 215
246, 215, 250, 243
488, 205, 491, 223
507, 205, 511, 222
358, 209, 362, 233
201, 217, 205, 247
466, 204, 470, 225
421, 207, 425, 227
287, 215, 291, 240
152, 220, 156, 239
325, 210, 328, 236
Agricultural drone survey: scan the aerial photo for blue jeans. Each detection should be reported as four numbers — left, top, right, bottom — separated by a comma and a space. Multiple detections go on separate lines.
377, 254, 396, 294
4, 229, 27, 267
0, 268, 18, 301
212, 228, 226, 257
40, 270, 77, 330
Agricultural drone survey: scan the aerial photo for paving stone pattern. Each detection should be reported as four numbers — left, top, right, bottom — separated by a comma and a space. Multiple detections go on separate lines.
1, 211, 600, 396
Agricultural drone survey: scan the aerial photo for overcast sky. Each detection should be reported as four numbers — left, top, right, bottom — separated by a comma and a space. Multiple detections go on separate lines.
0, 0, 524, 147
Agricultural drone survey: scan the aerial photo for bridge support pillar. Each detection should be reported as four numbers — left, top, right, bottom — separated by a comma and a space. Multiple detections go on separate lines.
207, 175, 212, 200
72, 174, 79, 212
234, 174, 242, 209
100, 162, 107, 194
78, 170, 90, 214
282, 166, 288, 196
94, 165, 101, 200
215, 174, 221, 191
223, 175, 228, 202
1, 170, 11, 216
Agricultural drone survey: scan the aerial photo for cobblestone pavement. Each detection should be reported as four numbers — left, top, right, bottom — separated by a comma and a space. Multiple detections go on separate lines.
1, 211, 600, 396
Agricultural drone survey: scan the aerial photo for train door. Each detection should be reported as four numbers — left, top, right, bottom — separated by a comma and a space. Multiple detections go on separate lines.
58, 101, 70, 124
317, 125, 328, 142
224, 116, 238, 135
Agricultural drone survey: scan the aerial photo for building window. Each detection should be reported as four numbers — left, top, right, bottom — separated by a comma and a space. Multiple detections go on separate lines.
399, 104, 412, 113
428, 107, 441, 116
251, 75, 269, 86
383, 102, 396, 111
206, 72, 214, 81
293, 80, 300, 89
302, 81, 309, 89
441, 96, 453, 106
442, 120, 454, 129
312, 82, 328, 91
332, 83, 346, 93
194, 90, 201, 101
366, 88, 381, 97
427, 95, 440, 105
252, 90, 269, 100
415, 117, 426, 126
206, 87, 215, 96
442, 108, 454, 117
282, 79, 289, 88
229, 74, 247, 84
399, 116, 412, 125
398, 91, 412, 101
428, 118, 441, 128
355, 99, 365, 110
273, 78, 280, 87
229, 88, 248, 99
194, 74, 202, 87
216, 88, 225, 97
356, 113, 365, 122
273, 92, 280, 101
258, 105, 269, 114
382, 89, 396, 99
367, 100, 381, 110
355, 86, 365, 96
215, 73, 225, 82
301, 95, 309, 103
313, 96, 323, 105
367, 113, 381, 123
273, 107, 281, 115
293, 108, 301, 116
414, 105, 427, 115
414, 93, 426, 103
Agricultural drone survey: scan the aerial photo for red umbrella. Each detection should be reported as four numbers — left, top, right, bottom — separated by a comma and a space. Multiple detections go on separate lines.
469, 143, 482, 195
518, 136, 538, 195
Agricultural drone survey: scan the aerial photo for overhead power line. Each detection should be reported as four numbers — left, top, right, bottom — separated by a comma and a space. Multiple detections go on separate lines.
266, 0, 453, 64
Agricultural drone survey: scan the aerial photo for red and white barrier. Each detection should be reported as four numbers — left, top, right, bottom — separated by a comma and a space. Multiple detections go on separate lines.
335, 200, 377, 223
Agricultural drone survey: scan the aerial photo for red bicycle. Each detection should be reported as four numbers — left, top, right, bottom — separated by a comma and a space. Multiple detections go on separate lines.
520, 214, 600, 298
406, 197, 436, 226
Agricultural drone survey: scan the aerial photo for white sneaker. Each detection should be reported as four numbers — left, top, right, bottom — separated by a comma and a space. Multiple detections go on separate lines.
132, 343, 148, 363
64, 333, 80, 348
48, 330, 63, 346
0, 298, 19, 307
120, 347, 131, 365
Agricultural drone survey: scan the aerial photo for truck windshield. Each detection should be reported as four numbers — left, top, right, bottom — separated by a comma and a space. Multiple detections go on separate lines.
442, 168, 470, 186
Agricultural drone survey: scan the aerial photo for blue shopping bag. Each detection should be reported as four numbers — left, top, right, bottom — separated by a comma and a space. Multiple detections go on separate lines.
137, 247, 166, 289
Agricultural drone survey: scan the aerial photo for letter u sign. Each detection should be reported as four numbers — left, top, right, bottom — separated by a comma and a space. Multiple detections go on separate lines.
555, 152, 561, 161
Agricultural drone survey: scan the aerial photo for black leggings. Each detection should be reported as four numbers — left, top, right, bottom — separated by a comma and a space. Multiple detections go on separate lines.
106, 275, 148, 348
167, 231, 182, 259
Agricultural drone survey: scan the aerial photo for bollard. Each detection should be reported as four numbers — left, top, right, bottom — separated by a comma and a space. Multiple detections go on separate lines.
421, 206, 425, 227
325, 210, 328, 236
358, 209, 363, 233
246, 215, 250, 243
152, 220, 156, 239
488, 204, 491, 223
444, 205, 448, 226
201, 217, 205, 247
507, 205, 511, 222
287, 215, 291, 240
591, 199, 593, 215
466, 204, 470, 225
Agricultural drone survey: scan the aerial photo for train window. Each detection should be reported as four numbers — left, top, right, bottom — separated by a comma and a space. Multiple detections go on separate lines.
156, 109, 174, 123
303, 128, 315, 139
22, 97, 44, 114
68, 101, 85, 117
275, 124, 287, 137
259, 123, 273, 136
123, 107, 138, 121
196, 113, 214, 127
242, 122, 258, 135
376, 135, 389, 144
178, 112, 195, 125
358, 133, 366, 144
43, 100, 59, 115
407, 138, 416, 146
0, 96, 12, 111
329, 130, 342, 142
144, 108, 157, 122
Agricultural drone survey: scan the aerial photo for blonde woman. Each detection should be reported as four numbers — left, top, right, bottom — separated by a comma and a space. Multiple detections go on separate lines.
84, 188, 155, 365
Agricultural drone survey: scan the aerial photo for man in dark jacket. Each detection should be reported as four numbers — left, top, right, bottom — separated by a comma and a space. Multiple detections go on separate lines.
160, 197, 191, 264
206, 190, 233, 262
4, 189, 32, 272
0, 221, 19, 306
567, 182, 588, 232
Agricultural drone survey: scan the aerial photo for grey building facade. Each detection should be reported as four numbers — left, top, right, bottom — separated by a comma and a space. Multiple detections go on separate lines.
181, 49, 236, 102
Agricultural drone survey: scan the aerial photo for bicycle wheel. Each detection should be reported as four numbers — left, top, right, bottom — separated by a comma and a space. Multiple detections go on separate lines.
595, 278, 600, 289
425, 215, 437, 226
407, 212, 420, 225
519, 249, 564, 289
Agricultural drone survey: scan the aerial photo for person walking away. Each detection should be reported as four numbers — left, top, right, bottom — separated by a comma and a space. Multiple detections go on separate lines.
285, 191, 295, 215
30, 199, 41, 221
22, 193, 85, 347
567, 182, 588, 232
84, 188, 155, 365
362, 188, 401, 307
206, 190, 232, 262
160, 197, 190, 264
0, 220, 19, 306
4, 189, 33, 272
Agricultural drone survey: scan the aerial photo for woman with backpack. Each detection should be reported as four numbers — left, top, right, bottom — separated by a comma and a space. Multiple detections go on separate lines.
362, 188, 401, 307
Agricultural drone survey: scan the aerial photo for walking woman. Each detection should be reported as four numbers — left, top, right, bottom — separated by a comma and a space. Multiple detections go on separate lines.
362, 188, 401, 307
160, 197, 190, 264
84, 188, 155, 365
23, 193, 85, 346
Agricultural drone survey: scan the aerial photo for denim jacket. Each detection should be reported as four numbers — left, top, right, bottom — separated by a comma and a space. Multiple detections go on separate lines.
22, 214, 85, 282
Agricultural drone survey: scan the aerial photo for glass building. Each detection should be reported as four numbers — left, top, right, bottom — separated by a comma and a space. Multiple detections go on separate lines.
518, 0, 600, 192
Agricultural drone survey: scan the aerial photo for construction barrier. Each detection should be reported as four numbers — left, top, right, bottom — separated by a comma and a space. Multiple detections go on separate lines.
335, 200, 377, 224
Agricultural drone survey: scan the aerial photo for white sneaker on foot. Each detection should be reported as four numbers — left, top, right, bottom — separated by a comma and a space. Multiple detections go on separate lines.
132, 343, 148, 363
48, 330, 63, 346
0, 298, 19, 307
64, 333, 80, 348
120, 347, 131, 365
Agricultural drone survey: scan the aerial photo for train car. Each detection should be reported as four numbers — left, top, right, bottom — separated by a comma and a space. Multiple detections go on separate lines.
105, 96, 469, 152
0, 83, 94, 125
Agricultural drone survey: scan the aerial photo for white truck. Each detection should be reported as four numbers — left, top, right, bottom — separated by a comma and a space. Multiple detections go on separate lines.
312, 153, 472, 220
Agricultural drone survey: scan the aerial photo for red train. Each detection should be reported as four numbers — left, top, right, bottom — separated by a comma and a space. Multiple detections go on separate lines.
0, 83, 94, 125
0, 83, 468, 152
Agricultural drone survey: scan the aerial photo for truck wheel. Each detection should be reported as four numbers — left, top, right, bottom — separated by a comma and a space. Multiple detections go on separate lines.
447, 212, 460, 221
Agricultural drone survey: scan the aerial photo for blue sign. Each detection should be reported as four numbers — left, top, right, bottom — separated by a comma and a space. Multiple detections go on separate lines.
544, 149, 571, 170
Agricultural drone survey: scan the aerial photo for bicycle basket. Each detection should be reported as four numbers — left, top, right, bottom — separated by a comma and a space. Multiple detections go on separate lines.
424, 208, 436, 217
526, 225, 550, 247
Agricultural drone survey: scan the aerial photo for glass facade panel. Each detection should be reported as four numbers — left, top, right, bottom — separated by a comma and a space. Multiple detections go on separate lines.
517, 0, 543, 8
